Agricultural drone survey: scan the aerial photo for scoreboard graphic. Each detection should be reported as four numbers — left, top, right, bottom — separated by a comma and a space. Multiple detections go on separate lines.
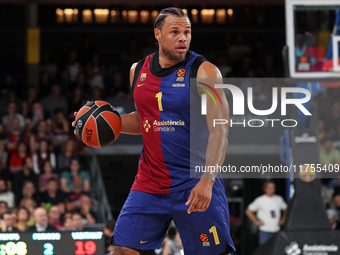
0, 231, 104, 255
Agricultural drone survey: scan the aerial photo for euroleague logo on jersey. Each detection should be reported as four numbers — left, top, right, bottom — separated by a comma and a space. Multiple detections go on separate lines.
199, 233, 211, 247
176, 69, 186, 82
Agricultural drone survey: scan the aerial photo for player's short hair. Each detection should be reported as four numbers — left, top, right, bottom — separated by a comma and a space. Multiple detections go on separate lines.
154, 7, 189, 30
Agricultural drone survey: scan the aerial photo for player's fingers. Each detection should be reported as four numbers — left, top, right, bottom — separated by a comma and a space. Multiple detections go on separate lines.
74, 130, 76, 135
185, 190, 195, 206
194, 200, 205, 212
201, 201, 210, 212
74, 111, 78, 117
188, 198, 200, 214
72, 121, 75, 127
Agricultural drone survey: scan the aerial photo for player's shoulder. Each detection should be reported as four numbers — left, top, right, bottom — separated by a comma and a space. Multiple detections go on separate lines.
197, 60, 222, 78
130, 62, 138, 72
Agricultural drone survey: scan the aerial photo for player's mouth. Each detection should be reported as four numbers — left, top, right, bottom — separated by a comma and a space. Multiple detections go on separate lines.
175, 45, 187, 53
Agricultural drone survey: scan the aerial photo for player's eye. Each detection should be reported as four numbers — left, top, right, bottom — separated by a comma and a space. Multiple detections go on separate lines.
172, 31, 178, 34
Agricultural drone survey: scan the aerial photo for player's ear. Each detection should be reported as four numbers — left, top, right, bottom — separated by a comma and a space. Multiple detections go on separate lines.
154, 28, 161, 43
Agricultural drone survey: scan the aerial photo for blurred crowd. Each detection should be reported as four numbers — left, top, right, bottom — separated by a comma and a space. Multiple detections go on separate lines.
315, 88, 340, 230
0, 51, 101, 232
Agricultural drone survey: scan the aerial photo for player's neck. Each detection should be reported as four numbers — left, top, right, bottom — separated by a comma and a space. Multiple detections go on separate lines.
158, 51, 180, 68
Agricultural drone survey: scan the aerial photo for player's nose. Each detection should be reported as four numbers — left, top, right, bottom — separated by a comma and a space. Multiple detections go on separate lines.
178, 32, 186, 42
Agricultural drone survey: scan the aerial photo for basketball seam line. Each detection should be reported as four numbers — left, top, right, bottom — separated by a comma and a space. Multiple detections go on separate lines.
92, 104, 112, 118
95, 116, 101, 148
100, 114, 117, 141
93, 111, 114, 119
76, 104, 96, 120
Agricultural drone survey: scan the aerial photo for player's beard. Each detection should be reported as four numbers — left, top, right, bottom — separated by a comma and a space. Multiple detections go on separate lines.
161, 45, 186, 63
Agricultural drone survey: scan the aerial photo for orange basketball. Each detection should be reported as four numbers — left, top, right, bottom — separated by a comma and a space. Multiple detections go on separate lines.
74, 101, 121, 148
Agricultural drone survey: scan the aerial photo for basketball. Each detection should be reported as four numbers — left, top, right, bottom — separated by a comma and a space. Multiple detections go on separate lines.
74, 101, 121, 148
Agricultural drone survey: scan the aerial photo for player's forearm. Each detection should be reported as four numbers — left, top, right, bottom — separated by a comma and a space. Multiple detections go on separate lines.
121, 111, 141, 135
202, 127, 228, 182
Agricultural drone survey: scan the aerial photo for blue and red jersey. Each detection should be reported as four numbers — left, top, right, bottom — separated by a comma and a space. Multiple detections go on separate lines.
131, 51, 208, 194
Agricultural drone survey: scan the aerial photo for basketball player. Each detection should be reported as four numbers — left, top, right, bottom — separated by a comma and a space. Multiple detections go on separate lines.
73, 7, 234, 255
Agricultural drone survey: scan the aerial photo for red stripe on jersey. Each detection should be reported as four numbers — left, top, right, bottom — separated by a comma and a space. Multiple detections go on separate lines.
131, 55, 172, 193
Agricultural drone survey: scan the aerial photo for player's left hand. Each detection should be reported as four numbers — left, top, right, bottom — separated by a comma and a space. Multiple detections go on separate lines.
186, 178, 213, 214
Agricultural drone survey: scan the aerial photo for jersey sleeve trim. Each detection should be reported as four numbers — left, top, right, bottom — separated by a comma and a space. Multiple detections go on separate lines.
132, 56, 147, 94
189, 55, 208, 100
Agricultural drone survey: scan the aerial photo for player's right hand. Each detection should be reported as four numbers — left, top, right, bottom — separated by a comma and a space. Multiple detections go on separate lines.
255, 220, 264, 226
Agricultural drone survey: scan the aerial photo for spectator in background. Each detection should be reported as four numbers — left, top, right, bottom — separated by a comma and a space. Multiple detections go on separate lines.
15, 207, 30, 232
108, 71, 131, 100
0, 142, 11, 190
10, 209, 17, 225
65, 176, 89, 212
246, 181, 287, 245
9, 141, 30, 172
48, 205, 62, 231
29, 120, 58, 154
19, 181, 40, 206
40, 178, 65, 208
2, 102, 25, 130
27, 207, 57, 232
332, 194, 340, 229
88, 52, 105, 91
87, 87, 103, 102
0, 202, 8, 216
68, 87, 84, 120
39, 162, 59, 192
325, 101, 340, 135
22, 87, 38, 118
0, 211, 19, 232
319, 135, 340, 167
19, 198, 36, 226
33, 140, 56, 174
5, 117, 28, 155
78, 195, 96, 225
66, 49, 81, 83
0, 74, 17, 98
0, 89, 22, 118
58, 139, 77, 172
42, 84, 68, 119
62, 212, 73, 230
0, 179, 14, 207
40, 52, 58, 78
13, 157, 38, 201
26, 102, 46, 132
70, 72, 89, 95
51, 109, 70, 145
71, 211, 85, 231
60, 158, 90, 193
104, 220, 116, 255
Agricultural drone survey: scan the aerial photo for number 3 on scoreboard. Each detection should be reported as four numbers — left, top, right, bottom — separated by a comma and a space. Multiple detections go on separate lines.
156, 92, 163, 111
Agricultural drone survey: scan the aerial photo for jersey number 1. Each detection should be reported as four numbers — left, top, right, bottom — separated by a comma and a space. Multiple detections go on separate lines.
156, 92, 163, 111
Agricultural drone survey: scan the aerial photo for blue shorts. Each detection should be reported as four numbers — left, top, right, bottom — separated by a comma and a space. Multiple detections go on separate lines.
111, 179, 235, 255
